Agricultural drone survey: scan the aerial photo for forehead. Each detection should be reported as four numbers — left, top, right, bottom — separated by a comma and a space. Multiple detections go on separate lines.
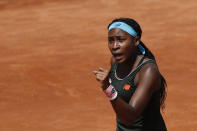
108, 28, 131, 37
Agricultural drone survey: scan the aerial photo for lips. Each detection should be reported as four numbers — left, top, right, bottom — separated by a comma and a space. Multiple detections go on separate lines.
113, 53, 123, 59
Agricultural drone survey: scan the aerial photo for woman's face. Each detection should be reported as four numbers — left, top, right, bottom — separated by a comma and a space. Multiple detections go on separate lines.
108, 28, 138, 63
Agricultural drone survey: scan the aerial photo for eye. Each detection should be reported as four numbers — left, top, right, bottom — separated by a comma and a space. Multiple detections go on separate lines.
108, 37, 114, 43
118, 38, 126, 42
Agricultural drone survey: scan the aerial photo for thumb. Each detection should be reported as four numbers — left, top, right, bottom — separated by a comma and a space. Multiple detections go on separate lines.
92, 71, 98, 74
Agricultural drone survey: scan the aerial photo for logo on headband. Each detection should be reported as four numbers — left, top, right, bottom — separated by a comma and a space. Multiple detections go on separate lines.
115, 23, 121, 26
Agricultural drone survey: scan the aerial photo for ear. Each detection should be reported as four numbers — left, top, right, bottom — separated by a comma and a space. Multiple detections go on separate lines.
135, 40, 140, 46
134, 37, 140, 46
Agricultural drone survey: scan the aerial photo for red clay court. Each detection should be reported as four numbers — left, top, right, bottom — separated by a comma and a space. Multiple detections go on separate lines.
0, 0, 196, 130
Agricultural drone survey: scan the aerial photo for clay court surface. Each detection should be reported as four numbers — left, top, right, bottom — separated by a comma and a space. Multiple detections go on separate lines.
0, 0, 196, 130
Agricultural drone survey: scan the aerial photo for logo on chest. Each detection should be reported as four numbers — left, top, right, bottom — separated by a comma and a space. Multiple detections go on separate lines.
123, 84, 131, 90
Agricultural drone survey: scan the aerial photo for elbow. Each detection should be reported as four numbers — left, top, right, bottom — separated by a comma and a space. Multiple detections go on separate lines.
122, 118, 136, 126
123, 121, 133, 127
119, 113, 138, 126
120, 108, 140, 126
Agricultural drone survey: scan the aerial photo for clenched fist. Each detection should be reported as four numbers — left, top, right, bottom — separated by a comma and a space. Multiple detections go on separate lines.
93, 67, 110, 90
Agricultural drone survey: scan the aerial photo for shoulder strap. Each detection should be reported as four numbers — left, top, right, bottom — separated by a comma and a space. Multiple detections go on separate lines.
109, 58, 156, 82
137, 56, 145, 67
129, 59, 156, 78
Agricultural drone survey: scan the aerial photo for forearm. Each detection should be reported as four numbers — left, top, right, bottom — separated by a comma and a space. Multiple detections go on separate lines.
110, 96, 138, 126
93, 68, 144, 125
102, 83, 139, 126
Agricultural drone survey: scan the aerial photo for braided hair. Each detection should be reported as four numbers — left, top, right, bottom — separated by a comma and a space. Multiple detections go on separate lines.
108, 18, 167, 110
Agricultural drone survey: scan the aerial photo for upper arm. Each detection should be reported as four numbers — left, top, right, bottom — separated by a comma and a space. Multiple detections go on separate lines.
129, 63, 161, 118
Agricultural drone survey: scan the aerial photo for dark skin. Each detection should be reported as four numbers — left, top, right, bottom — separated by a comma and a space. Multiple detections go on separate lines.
93, 28, 161, 126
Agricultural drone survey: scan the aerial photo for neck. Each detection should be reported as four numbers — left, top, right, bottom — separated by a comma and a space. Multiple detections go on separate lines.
120, 54, 136, 68
116, 53, 138, 78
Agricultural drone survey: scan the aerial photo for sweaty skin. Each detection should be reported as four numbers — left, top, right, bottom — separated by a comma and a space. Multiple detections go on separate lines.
93, 28, 161, 126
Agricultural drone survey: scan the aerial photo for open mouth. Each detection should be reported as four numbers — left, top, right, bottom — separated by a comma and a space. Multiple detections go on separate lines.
113, 53, 123, 59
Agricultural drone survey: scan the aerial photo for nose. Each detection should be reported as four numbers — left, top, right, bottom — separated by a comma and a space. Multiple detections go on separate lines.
112, 41, 120, 50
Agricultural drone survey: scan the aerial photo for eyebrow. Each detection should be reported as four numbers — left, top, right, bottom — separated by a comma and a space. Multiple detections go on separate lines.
108, 36, 127, 39
108, 35, 127, 38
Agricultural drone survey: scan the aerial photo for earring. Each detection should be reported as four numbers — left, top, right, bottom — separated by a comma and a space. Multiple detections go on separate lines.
138, 44, 145, 55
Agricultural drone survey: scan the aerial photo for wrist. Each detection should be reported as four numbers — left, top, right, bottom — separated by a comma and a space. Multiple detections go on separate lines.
101, 82, 110, 90
101, 79, 110, 90
103, 84, 118, 101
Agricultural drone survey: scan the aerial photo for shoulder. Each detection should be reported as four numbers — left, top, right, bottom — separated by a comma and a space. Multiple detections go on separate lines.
140, 59, 158, 74
138, 58, 161, 92
139, 58, 159, 75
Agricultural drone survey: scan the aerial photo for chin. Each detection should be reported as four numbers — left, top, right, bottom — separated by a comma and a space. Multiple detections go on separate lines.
115, 58, 126, 64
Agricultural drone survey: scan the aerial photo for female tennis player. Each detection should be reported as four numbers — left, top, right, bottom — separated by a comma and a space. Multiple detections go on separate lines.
93, 18, 167, 131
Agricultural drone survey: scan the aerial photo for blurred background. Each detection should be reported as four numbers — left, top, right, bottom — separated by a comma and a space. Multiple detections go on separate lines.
0, 0, 196, 130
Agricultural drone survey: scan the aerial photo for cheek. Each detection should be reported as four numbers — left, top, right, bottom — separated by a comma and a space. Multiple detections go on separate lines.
123, 44, 136, 56
108, 43, 111, 49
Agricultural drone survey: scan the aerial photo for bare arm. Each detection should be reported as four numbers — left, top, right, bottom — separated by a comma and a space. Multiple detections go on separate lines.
93, 59, 161, 126
110, 63, 160, 126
